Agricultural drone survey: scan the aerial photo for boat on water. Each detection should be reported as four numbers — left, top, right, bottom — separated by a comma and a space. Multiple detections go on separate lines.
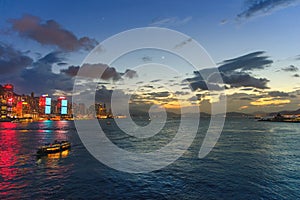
37, 141, 71, 156
258, 113, 300, 123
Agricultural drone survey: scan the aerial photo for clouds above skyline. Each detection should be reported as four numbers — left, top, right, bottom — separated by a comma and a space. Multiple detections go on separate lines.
237, 0, 300, 21
186, 51, 272, 91
282, 65, 299, 72
0, 43, 33, 74
218, 51, 273, 71
9, 14, 98, 51
0, 1, 299, 114
149, 16, 192, 27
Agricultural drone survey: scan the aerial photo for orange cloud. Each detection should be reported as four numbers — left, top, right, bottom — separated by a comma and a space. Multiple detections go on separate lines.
250, 97, 290, 106
239, 105, 249, 110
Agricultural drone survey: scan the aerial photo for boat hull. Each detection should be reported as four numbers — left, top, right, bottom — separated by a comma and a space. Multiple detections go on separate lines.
37, 141, 71, 156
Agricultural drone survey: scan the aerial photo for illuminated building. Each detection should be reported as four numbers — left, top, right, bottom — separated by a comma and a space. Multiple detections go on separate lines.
39, 94, 51, 116
57, 96, 68, 115
15, 101, 30, 118
0, 84, 15, 119
95, 103, 108, 118
3, 84, 14, 117
0, 99, 7, 120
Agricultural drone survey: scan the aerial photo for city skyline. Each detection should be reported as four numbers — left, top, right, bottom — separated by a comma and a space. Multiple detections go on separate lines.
0, 0, 300, 113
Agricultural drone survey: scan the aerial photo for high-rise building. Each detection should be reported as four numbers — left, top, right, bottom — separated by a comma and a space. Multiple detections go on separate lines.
3, 84, 14, 117
57, 96, 68, 115
39, 94, 51, 116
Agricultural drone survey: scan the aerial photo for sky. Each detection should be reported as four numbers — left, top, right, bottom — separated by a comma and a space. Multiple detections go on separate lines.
0, 0, 300, 114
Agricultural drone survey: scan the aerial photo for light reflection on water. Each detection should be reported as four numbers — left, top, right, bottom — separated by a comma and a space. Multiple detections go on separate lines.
0, 119, 299, 199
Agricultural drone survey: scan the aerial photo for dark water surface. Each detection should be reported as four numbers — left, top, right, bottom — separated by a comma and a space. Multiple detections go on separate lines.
0, 119, 299, 199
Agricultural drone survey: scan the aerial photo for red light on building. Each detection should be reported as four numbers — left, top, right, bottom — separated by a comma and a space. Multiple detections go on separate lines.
39, 96, 46, 107
4, 84, 13, 90
58, 96, 66, 100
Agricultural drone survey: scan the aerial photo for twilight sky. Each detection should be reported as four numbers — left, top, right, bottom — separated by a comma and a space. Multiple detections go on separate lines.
0, 0, 300, 113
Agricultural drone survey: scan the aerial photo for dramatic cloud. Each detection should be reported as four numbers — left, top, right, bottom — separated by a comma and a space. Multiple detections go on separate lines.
282, 65, 299, 72
74, 63, 121, 80
12, 51, 75, 95
60, 65, 80, 77
185, 51, 272, 91
218, 51, 273, 72
185, 77, 224, 91
293, 74, 300, 77
147, 91, 170, 98
237, 0, 300, 21
221, 71, 269, 89
149, 16, 192, 27
0, 43, 33, 74
9, 14, 98, 51
268, 91, 289, 97
63, 63, 138, 83
95, 85, 113, 104
123, 69, 138, 79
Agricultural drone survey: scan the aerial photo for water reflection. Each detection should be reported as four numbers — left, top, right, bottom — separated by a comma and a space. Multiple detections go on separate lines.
0, 121, 73, 199
0, 123, 23, 199
37, 149, 70, 161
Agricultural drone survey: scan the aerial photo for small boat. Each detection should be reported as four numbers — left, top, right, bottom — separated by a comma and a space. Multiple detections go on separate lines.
37, 140, 71, 156
258, 113, 300, 123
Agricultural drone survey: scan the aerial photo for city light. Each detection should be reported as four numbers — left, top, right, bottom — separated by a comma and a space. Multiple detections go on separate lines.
0, 83, 111, 121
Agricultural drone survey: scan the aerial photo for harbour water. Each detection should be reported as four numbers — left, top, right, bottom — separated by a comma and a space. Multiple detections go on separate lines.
0, 118, 299, 199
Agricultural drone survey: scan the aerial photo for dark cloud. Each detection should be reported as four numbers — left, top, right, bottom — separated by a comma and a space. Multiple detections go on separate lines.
147, 91, 170, 98
186, 79, 224, 91
95, 85, 113, 104
101, 66, 121, 80
9, 14, 98, 51
221, 71, 269, 89
150, 79, 162, 83
75, 63, 138, 82
76, 63, 116, 79
57, 62, 68, 66
268, 91, 289, 97
0, 43, 33, 74
181, 87, 190, 90
175, 91, 190, 95
144, 85, 154, 89
142, 56, 152, 62
60, 65, 80, 77
218, 51, 273, 72
123, 69, 138, 79
37, 51, 64, 64
293, 74, 300, 77
185, 51, 272, 91
282, 65, 299, 72
17, 51, 74, 95
237, 0, 300, 21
